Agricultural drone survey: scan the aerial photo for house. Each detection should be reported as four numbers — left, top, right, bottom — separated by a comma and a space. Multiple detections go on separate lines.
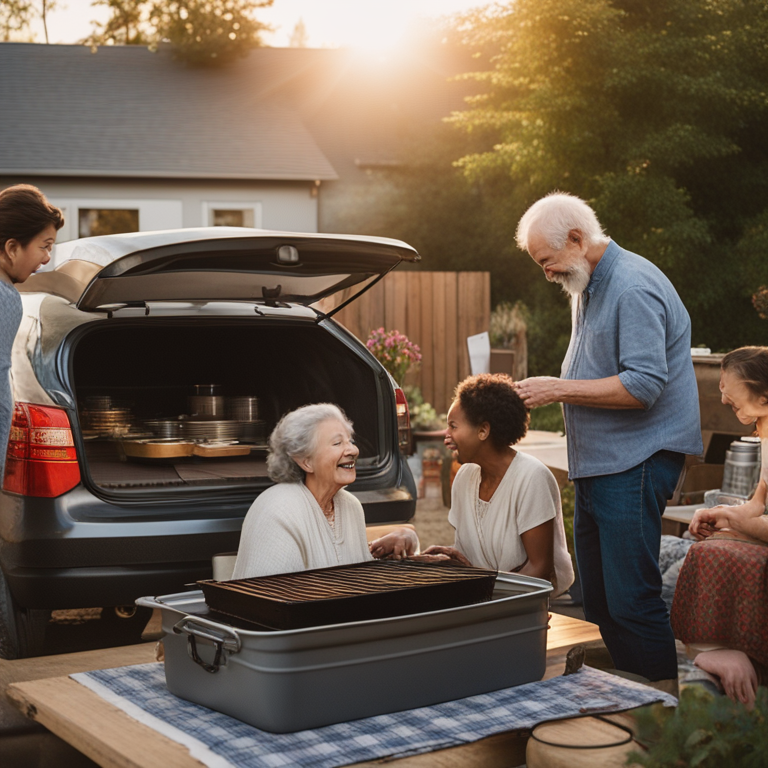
0, 40, 472, 253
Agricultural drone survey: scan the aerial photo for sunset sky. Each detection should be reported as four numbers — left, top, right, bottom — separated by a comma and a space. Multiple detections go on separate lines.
31, 0, 489, 48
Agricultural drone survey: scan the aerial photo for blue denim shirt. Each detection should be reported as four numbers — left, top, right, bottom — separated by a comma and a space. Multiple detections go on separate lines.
562, 241, 703, 479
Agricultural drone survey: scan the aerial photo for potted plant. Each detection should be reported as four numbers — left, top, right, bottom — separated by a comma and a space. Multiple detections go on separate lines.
489, 301, 528, 380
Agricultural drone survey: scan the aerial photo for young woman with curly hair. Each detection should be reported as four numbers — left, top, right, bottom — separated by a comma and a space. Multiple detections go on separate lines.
423, 373, 573, 596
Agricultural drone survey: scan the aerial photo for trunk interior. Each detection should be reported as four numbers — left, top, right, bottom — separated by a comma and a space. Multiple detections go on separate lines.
69, 319, 384, 496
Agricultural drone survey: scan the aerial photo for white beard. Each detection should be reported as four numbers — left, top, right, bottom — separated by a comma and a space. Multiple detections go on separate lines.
548, 258, 591, 299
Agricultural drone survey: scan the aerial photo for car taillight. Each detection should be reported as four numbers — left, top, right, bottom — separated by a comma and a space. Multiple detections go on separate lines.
395, 388, 413, 455
4, 403, 81, 497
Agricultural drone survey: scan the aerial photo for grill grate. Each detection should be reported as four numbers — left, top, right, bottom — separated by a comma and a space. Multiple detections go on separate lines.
199, 560, 498, 630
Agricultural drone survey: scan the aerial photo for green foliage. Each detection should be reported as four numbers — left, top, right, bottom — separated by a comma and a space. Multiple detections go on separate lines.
0, 1, 34, 41
489, 301, 527, 349
451, 0, 768, 356
403, 386, 446, 432
150, 0, 272, 64
84, 0, 272, 63
84, 0, 154, 46
528, 402, 564, 434
628, 685, 768, 767
1, 0, 56, 42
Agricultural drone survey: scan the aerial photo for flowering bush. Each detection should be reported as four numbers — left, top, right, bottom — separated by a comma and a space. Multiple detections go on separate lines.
366, 328, 422, 386
753, 286, 768, 320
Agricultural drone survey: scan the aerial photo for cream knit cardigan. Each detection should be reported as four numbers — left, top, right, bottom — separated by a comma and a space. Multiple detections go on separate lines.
232, 482, 372, 579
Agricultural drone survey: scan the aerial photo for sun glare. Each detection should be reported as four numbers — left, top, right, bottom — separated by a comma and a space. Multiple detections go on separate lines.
325, 7, 410, 53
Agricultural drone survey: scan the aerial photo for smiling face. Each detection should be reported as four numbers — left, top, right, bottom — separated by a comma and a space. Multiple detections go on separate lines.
301, 418, 359, 489
720, 369, 768, 425
1, 224, 56, 284
445, 400, 487, 465
527, 229, 592, 296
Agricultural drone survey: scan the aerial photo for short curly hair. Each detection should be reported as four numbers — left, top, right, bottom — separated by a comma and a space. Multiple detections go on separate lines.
454, 374, 529, 449
266, 403, 354, 483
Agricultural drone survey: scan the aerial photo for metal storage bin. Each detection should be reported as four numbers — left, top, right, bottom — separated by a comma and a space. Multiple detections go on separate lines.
138, 572, 552, 733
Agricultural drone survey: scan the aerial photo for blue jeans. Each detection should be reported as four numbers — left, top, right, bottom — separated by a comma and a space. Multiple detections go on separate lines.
574, 450, 685, 681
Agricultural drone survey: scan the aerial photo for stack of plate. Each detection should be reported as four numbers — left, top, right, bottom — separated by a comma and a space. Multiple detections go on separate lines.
188, 395, 227, 418
227, 396, 259, 421
82, 407, 134, 438
144, 419, 184, 439
181, 420, 243, 441
240, 420, 267, 444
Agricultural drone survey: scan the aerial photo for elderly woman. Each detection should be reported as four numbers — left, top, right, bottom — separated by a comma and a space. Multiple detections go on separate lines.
233, 403, 417, 579
374, 374, 573, 596
671, 346, 768, 708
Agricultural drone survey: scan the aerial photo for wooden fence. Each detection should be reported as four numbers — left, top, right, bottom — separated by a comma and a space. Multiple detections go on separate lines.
327, 271, 491, 414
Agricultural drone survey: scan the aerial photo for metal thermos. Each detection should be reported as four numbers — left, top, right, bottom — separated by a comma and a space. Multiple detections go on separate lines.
721, 438, 761, 497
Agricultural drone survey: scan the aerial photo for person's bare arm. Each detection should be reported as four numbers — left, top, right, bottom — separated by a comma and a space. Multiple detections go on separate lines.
689, 481, 768, 542
514, 375, 644, 410
517, 519, 556, 582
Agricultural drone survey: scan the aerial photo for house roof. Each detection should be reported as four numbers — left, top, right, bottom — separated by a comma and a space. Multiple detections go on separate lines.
0, 43, 339, 181
0, 41, 474, 184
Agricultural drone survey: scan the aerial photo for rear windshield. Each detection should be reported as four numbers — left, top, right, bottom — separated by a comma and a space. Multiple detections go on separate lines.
70, 320, 383, 496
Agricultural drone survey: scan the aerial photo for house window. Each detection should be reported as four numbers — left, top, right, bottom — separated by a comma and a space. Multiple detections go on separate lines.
79, 209, 139, 238
212, 209, 252, 227
203, 202, 261, 229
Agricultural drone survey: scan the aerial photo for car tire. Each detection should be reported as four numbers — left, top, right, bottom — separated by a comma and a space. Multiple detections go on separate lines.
0, 569, 50, 659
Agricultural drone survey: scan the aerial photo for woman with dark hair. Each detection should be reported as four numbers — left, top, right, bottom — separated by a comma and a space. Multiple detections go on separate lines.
0, 185, 64, 479
671, 346, 768, 708
419, 374, 573, 595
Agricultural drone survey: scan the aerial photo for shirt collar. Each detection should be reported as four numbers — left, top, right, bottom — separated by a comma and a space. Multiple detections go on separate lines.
585, 240, 619, 298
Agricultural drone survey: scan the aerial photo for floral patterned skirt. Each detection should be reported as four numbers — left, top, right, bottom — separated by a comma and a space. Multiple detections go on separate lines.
670, 537, 768, 668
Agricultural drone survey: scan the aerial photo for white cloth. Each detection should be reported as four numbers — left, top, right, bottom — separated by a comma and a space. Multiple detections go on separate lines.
232, 482, 373, 579
448, 452, 574, 597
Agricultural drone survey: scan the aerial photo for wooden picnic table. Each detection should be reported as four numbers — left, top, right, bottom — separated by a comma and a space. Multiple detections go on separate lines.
5, 612, 603, 768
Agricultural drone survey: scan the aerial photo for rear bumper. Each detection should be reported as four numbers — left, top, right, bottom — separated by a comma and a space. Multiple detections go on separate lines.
0, 482, 416, 610
5, 562, 215, 609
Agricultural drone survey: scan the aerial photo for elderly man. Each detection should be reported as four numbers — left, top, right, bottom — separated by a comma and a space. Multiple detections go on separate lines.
514, 192, 702, 689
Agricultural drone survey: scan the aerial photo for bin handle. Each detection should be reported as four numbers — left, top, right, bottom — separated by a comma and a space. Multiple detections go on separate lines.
172, 616, 242, 674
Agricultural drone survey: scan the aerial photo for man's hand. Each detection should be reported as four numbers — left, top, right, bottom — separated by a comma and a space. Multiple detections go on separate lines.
513, 377, 562, 408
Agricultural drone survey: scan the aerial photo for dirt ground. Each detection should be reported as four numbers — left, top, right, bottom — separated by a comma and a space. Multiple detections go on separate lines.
411, 496, 454, 549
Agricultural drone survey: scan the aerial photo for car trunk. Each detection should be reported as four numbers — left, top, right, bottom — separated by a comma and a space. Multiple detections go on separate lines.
67, 318, 388, 499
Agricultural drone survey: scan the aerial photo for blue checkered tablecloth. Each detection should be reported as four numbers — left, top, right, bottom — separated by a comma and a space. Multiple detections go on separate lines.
72, 663, 674, 768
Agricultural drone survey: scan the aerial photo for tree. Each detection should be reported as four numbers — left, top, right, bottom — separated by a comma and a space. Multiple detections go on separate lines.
150, 0, 273, 64
84, 0, 273, 64
0, 1, 34, 41
289, 18, 308, 48
1, 0, 57, 42
450, 0, 768, 357
84, 0, 153, 46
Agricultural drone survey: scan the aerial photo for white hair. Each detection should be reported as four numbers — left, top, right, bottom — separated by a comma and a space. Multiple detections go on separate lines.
266, 403, 354, 483
516, 192, 610, 252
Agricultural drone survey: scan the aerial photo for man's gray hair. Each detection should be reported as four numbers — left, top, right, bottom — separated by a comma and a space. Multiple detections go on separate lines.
266, 403, 354, 483
516, 192, 610, 252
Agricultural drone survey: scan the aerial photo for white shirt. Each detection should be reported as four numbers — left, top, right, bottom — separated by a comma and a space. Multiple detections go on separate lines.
449, 452, 574, 596
232, 482, 372, 579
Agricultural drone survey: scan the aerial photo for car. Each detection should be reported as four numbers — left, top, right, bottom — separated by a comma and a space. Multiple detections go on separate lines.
0, 227, 418, 659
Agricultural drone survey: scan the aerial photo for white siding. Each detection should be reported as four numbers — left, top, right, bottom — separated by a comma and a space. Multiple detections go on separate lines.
6, 177, 318, 242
